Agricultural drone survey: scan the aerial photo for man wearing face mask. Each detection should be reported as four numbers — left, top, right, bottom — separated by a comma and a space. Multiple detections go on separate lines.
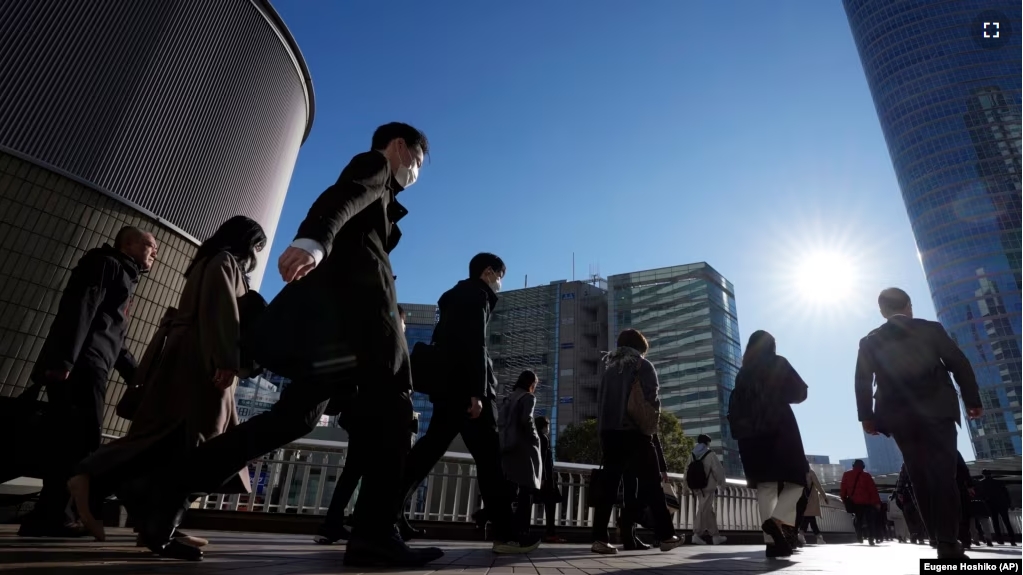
133, 123, 443, 567
396, 254, 539, 554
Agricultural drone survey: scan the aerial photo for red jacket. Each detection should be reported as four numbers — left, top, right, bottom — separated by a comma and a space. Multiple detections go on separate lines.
841, 469, 881, 506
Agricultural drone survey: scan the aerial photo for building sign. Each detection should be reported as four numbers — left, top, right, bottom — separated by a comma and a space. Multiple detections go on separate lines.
559, 396, 573, 404
561, 293, 575, 300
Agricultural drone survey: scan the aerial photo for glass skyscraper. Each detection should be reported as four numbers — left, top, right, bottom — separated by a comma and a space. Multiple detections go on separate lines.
863, 432, 905, 476
845, 0, 1022, 458
400, 302, 439, 439
607, 263, 743, 476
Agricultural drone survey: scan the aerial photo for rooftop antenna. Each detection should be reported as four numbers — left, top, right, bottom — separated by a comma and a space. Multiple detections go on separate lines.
525, 274, 528, 288
572, 252, 575, 281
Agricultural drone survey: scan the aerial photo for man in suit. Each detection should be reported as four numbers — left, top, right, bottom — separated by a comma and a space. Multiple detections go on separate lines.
978, 469, 1017, 546
855, 287, 983, 559
396, 253, 540, 554
137, 123, 442, 567
19, 226, 156, 537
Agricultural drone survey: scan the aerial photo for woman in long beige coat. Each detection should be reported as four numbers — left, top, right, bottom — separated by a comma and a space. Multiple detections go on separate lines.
800, 467, 829, 543
68, 216, 266, 546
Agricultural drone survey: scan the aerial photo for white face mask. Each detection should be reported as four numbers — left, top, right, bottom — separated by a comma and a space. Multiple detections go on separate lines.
489, 275, 502, 294
393, 144, 419, 189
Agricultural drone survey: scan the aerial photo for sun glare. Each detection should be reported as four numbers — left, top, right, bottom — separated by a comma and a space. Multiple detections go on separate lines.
793, 251, 858, 306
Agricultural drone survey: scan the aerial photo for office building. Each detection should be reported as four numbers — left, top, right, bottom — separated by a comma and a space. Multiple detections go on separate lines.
810, 463, 846, 486
0, 0, 313, 439
806, 455, 831, 465
840, 458, 869, 472
401, 302, 439, 438
489, 279, 608, 448
864, 432, 905, 476
236, 375, 282, 423
844, 1, 1022, 458
607, 263, 743, 476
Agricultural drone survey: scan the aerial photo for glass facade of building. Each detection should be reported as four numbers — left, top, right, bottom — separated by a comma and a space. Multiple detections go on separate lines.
400, 302, 439, 439
863, 432, 905, 476
607, 263, 743, 476
845, 0, 1022, 458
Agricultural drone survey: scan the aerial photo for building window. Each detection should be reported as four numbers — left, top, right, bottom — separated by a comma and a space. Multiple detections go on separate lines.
560, 342, 574, 349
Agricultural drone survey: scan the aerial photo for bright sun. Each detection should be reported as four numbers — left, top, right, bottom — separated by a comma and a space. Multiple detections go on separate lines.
793, 251, 858, 306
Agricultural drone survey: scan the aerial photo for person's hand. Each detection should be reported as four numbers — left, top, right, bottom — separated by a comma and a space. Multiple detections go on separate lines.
213, 368, 238, 390
467, 397, 482, 419
966, 407, 983, 420
861, 420, 879, 435
44, 369, 71, 383
661, 472, 670, 483
278, 247, 316, 283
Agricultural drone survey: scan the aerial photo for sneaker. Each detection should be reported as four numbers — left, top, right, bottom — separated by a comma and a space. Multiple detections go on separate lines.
493, 535, 541, 555
591, 541, 618, 555
711, 535, 727, 545
816, 535, 826, 545
691, 533, 708, 545
659, 536, 682, 552
313, 524, 352, 545
797, 532, 806, 545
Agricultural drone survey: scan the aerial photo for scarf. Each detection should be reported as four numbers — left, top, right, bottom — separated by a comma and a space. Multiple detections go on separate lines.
603, 346, 643, 374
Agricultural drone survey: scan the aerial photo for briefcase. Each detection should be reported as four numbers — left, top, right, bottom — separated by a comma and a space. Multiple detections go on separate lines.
0, 382, 72, 484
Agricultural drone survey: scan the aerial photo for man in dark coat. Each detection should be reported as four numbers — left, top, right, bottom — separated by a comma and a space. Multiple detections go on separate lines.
977, 469, 1016, 545
136, 123, 442, 566
19, 227, 157, 537
855, 287, 983, 559
396, 253, 539, 554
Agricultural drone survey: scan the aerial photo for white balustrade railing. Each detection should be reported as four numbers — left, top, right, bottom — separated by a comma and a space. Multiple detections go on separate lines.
197, 439, 862, 533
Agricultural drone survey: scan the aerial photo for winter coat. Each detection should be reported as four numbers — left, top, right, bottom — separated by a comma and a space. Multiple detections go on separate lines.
841, 469, 881, 506
597, 347, 660, 434
977, 475, 1011, 510
499, 388, 542, 489
77, 252, 252, 494
33, 244, 140, 386
734, 355, 808, 488
804, 469, 827, 516
249, 151, 409, 391
430, 278, 499, 405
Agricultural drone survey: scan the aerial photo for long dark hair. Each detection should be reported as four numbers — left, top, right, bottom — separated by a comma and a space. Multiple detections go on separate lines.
514, 370, 538, 392
187, 215, 266, 276
741, 330, 777, 368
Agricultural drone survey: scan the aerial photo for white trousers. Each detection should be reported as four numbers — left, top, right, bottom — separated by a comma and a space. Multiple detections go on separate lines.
757, 482, 803, 543
693, 490, 720, 536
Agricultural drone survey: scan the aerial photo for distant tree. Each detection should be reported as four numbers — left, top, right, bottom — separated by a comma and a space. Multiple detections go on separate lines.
556, 418, 600, 465
555, 412, 695, 473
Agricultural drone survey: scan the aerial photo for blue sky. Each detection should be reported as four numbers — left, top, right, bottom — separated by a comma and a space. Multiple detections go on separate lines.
264, 0, 976, 463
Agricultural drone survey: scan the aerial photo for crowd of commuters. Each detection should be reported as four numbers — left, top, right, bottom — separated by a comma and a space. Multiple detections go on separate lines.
10, 121, 1017, 565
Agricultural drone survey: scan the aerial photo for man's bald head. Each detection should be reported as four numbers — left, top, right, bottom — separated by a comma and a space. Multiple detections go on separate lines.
114, 226, 158, 271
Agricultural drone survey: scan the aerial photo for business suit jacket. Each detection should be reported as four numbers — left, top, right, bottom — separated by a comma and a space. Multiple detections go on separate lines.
253, 151, 410, 384
854, 315, 981, 431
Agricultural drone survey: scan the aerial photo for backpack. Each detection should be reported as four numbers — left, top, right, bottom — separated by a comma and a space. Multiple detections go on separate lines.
686, 451, 711, 490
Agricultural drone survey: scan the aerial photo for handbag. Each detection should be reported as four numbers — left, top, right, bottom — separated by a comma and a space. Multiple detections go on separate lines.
626, 371, 660, 435
843, 472, 862, 513
663, 482, 681, 513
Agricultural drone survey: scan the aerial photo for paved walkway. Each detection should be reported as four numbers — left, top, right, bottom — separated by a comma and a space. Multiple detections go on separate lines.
0, 526, 1018, 574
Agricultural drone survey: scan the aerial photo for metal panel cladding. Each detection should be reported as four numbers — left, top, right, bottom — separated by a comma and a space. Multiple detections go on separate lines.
844, 0, 1022, 459
0, 0, 313, 285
